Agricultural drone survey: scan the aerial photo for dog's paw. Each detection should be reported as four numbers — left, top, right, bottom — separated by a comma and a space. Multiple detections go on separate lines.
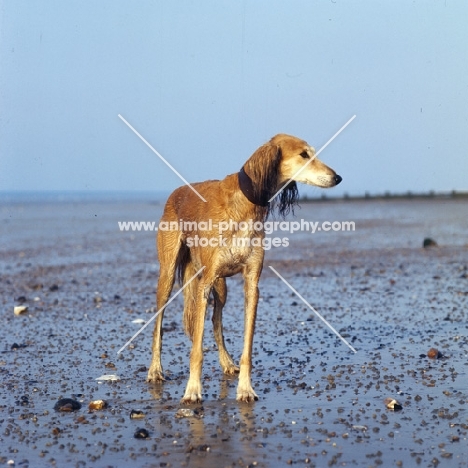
146, 369, 165, 383
236, 389, 259, 403
223, 364, 240, 375
181, 379, 203, 404
219, 352, 240, 375
181, 393, 203, 405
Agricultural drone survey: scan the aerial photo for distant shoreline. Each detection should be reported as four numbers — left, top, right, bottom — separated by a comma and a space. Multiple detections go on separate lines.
0, 190, 467, 204
300, 190, 468, 203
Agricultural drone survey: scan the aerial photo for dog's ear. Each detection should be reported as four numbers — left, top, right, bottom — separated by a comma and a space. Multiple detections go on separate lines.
244, 141, 282, 205
244, 141, 299, 217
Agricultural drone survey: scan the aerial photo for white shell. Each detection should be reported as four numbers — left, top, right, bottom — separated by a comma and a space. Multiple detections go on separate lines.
95, 374, 120, 381
14, 306, 28, 315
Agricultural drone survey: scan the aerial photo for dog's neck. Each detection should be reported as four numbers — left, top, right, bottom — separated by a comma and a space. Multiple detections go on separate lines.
238, 166, 270, 207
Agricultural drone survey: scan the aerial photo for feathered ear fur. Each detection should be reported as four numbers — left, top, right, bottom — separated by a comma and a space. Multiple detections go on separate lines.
273, 180, 299, 218
243, 141, 299, 218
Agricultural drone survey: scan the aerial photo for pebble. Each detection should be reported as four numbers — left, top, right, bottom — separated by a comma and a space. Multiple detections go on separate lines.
423, 237, 438, 248
134, 428, 149, 439
130, 410, 145, 419
384, 398, 403, 411
352, 425, 368, 431
14, 306, 28, 316
54, 398, 82, 412
427, 348, 442, 359
88, 400, 108, 410
175, 408, 195, 418
11, 343, 26, 350
175, 407, 204, 419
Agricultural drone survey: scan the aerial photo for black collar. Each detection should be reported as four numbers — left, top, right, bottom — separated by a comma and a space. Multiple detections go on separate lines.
238, 166, 269, 207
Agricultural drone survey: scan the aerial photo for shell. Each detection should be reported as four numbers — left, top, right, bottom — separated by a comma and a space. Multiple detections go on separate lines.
88, 399, 108, 410
384, 397, 403, 410
95, 374, 120, 381
14, 306, 29, 316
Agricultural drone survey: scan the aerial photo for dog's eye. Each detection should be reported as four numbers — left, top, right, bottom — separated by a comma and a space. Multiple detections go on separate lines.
300, 151, 309, 159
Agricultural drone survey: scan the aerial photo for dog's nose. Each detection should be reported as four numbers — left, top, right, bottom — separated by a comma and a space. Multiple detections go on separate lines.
334, 174, 342, 185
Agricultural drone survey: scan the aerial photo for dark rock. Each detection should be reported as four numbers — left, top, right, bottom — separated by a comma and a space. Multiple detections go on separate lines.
423, 238, 437, 248
130, 410, 145, 419
11, 343, 27, 350
134, 428, 149, 439
54, 398, 81, 412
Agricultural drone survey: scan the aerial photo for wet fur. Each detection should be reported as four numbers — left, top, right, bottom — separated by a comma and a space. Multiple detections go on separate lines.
147, 134, 342, 404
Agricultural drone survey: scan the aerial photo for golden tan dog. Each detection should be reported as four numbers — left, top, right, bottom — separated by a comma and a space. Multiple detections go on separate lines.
147, 134, 342, 403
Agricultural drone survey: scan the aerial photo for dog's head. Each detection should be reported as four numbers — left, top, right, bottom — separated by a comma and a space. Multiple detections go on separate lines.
270, 134, 342, 188
243, 134, 342, 216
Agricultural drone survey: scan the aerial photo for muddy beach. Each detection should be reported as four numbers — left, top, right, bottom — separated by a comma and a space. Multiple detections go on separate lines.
1, 196, 467, 467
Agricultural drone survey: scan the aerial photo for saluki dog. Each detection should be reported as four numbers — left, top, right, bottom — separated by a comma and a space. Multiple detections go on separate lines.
147, 134, 342, 403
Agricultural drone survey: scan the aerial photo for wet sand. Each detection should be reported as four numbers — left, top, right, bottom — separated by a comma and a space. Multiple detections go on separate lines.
1, 197, 467, 467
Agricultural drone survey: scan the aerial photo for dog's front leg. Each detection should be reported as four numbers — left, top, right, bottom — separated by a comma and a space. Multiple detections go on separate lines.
181, 281, 211, 404
147, 259, 177, 383
212, 278, 239, 375
237, 262, 261, 402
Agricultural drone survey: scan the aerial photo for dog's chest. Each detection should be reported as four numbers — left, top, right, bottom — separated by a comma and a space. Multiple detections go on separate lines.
219, 229, 263, 273
183, 223, 265, 276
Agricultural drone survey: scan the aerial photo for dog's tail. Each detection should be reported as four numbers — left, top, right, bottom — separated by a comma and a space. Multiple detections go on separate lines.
176, 244, 198, 340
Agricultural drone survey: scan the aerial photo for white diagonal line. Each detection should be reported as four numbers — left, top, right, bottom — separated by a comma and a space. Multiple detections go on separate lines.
268, 266, 357, 353
117, 266, 205, 354
118, 114, 207, 203
268, 114, 356, 203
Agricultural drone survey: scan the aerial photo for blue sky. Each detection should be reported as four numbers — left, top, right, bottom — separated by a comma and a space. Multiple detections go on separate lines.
1, 1, 467, 197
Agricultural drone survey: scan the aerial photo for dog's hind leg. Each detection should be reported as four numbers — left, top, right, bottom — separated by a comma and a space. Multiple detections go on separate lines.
181, 256, 198, 339
212, 278, 239, 375
147, 230, 180, 383
181, 270, 214, 404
